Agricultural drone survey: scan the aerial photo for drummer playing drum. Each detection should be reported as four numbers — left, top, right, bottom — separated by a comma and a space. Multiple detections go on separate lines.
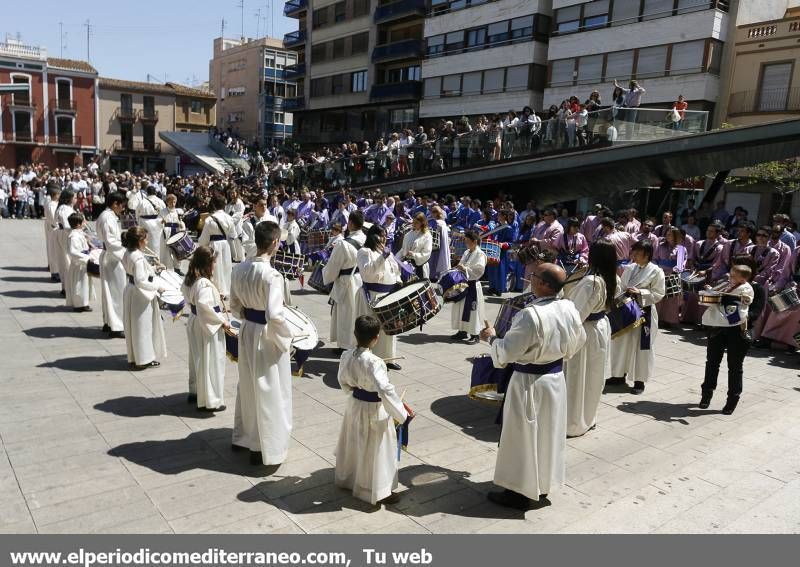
450, 230, 487, 345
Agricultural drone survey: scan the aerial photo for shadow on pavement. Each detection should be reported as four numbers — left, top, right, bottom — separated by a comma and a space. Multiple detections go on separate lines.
11, 305, 70, 314
1, 275, 56, 284
1, 289, 62, 299
24, 325, 104, 340
38, 354, 130, 372
399, 333, 458, 346
1, 265, 49, 273
94, 393, 217, 419
616, 400, 719, 424
429, 395, 500, 443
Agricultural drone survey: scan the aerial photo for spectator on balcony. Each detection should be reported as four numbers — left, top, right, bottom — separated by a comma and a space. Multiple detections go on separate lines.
518, 106, 541, 154
614, 79, 646, 139
488, 115, 503, 161
671, 94, 688, 130
398, 129, 414, 176
502, 111, 518, 159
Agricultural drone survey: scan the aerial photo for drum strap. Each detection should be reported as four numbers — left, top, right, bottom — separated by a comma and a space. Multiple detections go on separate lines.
461, 280, 478, 323
243, 308, 267, 325
140, 215, 158, 220
209, 215, 229, 240
209, 235, 226, 242
363, 282, 397, 303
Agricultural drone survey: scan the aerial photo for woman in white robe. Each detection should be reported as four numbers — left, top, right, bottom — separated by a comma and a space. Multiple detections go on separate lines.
225, 190, 246, 263
450, 230, 487, 342
563, 240, 616, 437
96, 192, 127, 338
230, 221, 294, 465
283, 210, 302, 255
198, 194, 236, 298
55, 190, 77, 290
122, 226, 167, 370
427, 206, 451, 281
399, 213, 433, 280
610, 239, 666, 394
44, 188, 60, 281
158, 194, 185, 271
355, 226, 402, 368
335, 321, 409, 505
184, 246, 229, 411
66, 215, 92, 310
135, 189, 166, 254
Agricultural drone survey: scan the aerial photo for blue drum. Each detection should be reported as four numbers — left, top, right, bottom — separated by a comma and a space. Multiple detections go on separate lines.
308, 262, 332, 294
224, 319, 241, 362
608, 297, 645, 338
468, 354, 513, 403
398, 260, 416, 283
438, 268, 469, 303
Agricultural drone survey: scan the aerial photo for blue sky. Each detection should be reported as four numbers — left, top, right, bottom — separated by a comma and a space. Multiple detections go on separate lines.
2, 0, 295, 86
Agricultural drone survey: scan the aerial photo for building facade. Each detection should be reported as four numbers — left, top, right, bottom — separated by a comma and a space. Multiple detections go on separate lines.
0, 39, 98, 169
208, 37, 297, 148
169, 82, 217, 133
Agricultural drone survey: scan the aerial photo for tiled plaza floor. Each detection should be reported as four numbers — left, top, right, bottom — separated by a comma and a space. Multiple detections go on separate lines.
1, 219, 800, 533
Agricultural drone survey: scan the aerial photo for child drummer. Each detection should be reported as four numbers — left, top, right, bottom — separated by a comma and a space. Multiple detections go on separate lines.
450, 230, 488, 344
699, 264, 754, 415
335, 315, 413, 506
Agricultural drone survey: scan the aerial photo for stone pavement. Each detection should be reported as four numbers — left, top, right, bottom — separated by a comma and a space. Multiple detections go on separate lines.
2, 219, 800, 534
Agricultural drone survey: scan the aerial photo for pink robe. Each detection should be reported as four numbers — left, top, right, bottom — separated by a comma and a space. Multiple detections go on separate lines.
653, 243, 686, 325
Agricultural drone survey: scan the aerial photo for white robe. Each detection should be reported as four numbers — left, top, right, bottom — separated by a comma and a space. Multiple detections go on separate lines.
66, 230, 92, 308
126, 189, 143, 212
186, 278, 227, 410
158, 207, 184, 270
335, 348, 408, 504
226, 199, 246, 262
400, 229, 433, 279
490, 297, 586, 500
96, 209, 126, 332
563, 275, 610, 437
611, 262, 666, 384
283, 220, 302, 255
122, 250, 167, 366
429, 219, 452, 280
55, 204, 75, 285
355, 248, 401, 359
44, 199, 58, 276
230, 257, 294, 464
322, 231, 366, 349
450, 247, 487, 335
198, 210, 236, 296
242, 213, 278, 259
136, 195, 166, 254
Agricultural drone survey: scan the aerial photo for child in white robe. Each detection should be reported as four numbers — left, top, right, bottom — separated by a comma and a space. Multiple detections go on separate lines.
335, 315, 412, 505
450, 229, 487, 344
66, 213, 92, 312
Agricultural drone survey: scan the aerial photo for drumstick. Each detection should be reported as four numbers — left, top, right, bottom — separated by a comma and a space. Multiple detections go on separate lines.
382, 356, 406, 362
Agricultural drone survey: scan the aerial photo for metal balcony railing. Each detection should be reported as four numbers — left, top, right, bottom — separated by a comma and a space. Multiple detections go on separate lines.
6, 96, 35, 109
138, 108, 159, 122
51, 98, 77, 112
114, 107, 137, 122
112, 139, 162, 153
283, 0, 307, 17
283, 30, 306, 49
371, 39, 424, 63
369, 80, 423, 100
728, 88, 800, 115
284, 96, 306, 111
11, 132, 34, 142
374, 0, 426, 25
51, 133, 82, 146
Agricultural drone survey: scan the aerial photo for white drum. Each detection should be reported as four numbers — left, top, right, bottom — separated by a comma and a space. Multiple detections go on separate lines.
154, 271, 186, 316
284, 306, 319, 351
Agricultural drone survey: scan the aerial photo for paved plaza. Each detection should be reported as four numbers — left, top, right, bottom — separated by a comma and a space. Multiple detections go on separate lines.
2, 219, 800, 534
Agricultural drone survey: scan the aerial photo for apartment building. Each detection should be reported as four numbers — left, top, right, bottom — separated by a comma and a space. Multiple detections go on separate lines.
419, 0, 552, 125
285, 0, 426, 145
208, 37, 297, 147
169, 82, 217, 133
0, 39, 98, 169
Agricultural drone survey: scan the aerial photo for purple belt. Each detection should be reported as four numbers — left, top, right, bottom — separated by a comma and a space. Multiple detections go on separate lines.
511, 359, 563, 375
243, 308, 267, 324
209, 235, 225, 241
586, 312, 606, 322
190, 304, 220, 316
352, 388, 380, 402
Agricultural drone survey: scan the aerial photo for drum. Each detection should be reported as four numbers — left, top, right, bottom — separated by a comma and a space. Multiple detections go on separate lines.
680, 270, 706, 292
438, 268, 469, 303
308, 262, 332, 294
698, 291, 722, 304
307, 248, 331, 266
166, 231, 195, 261
225, 319, 241, 363
272, 250, 305, 279
87, 249, 102, 278
607, 297, 645, 338
468, 354, 513, 403
120, 213, 137, 231
494, 292, 536, 338
154, 271, 186, 318
768, 287, 800, 313
371, 280, 442, 336
306, 229, 330, 253
664, 273, 683, 298
481, 241, 502, 266
431, 229, 441, 251
285, 306, 319, 352
398, 260, 416, 283
196, 212, 210, 233
450, 233, 467, 262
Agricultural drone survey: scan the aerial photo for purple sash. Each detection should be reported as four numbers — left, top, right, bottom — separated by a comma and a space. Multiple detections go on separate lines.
461, 280, 478, 323
640, 305, 652, 350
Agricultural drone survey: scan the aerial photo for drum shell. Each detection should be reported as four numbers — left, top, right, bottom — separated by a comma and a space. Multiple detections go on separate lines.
308, 262, 332, 294
225, 328, 239, 362
371, 281, 442, 335
698, 291, 722, 304
481, 241, 502, 266
768, 287, 800, 313
494, 292, 536, 338
439, 269, 469, 303
608, 298, 645, 338
664, 273, 683, 298
166, 231, 195, 261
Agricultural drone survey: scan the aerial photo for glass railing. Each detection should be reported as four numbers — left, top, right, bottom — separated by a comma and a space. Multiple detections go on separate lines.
374, 0, 426, 24
274, 106, 708, 189
283, 0, 307, 17
283, 30, 306, 48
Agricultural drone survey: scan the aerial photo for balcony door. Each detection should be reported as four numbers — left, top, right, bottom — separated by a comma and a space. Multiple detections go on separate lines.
143, 95, 155, 119
13, 111, 33, 141
55, 116, 74, 144
758, 62, 793, 112
56, 79, 71, 109
120, 122, 133, 149
12, 75, 31, 106
121, 93, 133, 114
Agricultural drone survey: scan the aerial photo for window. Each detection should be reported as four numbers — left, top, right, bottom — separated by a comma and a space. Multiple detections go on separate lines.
636, 45, 668, 78
353, 0, 370, 17
351, 70, 368, 93
408, 65, 420, 81
427, 35, 445, 57
424, 77, 441, 98
275, 54, 287, 69
483, 68, 504, 93
611, 0, 641, 26
351, 31, 369, 54
310, 77, 331, 98
578, 54, 603, 84
487, 21, 509, 44
312, 43, 327, 63
556, 5, 581, 33
143, 124, 155, 150
605, 50, 634, 81
56, 79, 71, 103
669, 40, 705, 75
13, 110, 32, 140
286, 83, 297, 97
445, 31, 465, 54
332, 73, 346, 95
333, 38, 346, 58
677, 0, 711, 14
55, 116, 72, 139
312, 7, 329, 29
758, 62, 793, 111
584, 0, 610, 29
190, 100, 203, 113
510, 16, 534, 41
466, 28, 486, 51
265, 55, 275, 68
550, 59, 575, 86
643, 0, 674, 20
272, 112, 285, 124
707, 40, 723, 74
505, 65, 529, 91
441, 74, 461, 97
120, 93, 133, 113
462, 71, 482, 95
120, 122, 133, 148
390, 108, 416, 131
143, 96, 155, 113
334, 1, 346, 23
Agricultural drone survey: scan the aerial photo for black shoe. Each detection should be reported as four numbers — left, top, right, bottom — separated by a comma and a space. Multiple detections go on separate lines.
134, 361, 161, 371
451, 331, 468, 340
186, 393, 197, 404
59, 290, 66, 297
109, 331, 125, 339
464, 335, 479, 345
199, 405, 226, 413
632, 381, 645, 395
386, 362, 402, 371
722, 396, 739, 415
51, 274, 60, 282
487, 489, 531, 511
249, 450, 263, 465
102, 324, 110, 333
699, 390, 713, 409
752, 338, 769, 349
605, 377, 626, 386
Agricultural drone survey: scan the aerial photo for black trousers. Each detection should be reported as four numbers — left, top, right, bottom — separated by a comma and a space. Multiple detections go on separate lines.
702, 326, 749, 398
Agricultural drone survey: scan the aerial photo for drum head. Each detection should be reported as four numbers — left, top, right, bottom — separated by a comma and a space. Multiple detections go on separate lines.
160, 289, 183, 306
374, 281, 429, 308
285, 306, 319, 351
167, 231, 188, 245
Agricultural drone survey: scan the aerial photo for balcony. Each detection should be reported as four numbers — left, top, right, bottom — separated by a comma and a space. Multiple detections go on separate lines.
51, 98, 77, 113
284, 63, 305, 80
112, 140, 162, 154
6, 96, 35, 110
371, 39, 424, 64
728, 88, 800, 116
283, 96, 305, 111
10, 132, 35, 143
138, 108, 159, 122
114, 107, 137, 122
369, 80, 422, 101
283, 0, 307, 18
374, 0, 426, 25
51, 133, 82, 147
283, 30, 306, 50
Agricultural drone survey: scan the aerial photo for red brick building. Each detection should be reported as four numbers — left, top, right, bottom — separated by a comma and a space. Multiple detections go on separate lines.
0, 40, 98, 169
